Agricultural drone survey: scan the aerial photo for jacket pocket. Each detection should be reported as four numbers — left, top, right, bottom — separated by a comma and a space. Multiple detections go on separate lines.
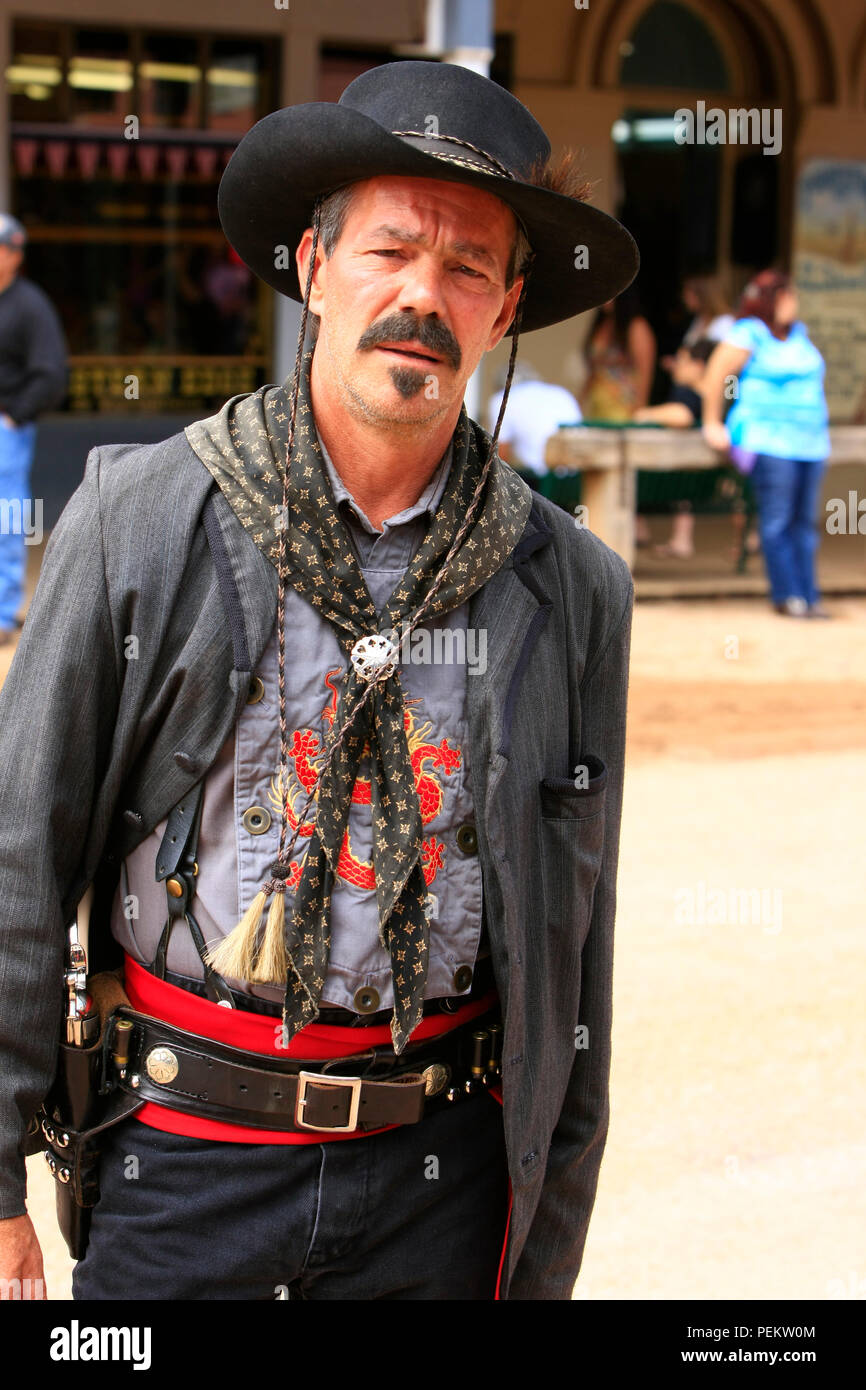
540, 752, 607, 820
538, 754, 607, 957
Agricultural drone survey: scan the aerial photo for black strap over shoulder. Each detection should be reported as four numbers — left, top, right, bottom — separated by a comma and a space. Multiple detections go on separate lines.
152, 780, 235, 1007
155, 782, 204, 882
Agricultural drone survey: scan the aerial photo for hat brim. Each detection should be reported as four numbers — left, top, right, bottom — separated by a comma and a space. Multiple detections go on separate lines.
218, 103, 639, 334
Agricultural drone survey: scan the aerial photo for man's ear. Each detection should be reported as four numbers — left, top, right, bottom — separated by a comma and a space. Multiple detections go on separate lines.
295, 228, 327, 318
486, 276, 524, 352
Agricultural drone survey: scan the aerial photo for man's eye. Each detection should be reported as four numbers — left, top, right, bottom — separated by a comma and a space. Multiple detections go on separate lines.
372, 248, 401, 257
457, 264, 484, 279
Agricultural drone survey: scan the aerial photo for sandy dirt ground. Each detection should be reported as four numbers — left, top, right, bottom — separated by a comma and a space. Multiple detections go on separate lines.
577, 596, 866, 1301
9, 590, 866, 1302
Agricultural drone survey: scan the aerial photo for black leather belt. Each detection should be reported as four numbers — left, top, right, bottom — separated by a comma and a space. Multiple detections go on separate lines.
109, 1002, 502, 1134
159, 952, 497, 1027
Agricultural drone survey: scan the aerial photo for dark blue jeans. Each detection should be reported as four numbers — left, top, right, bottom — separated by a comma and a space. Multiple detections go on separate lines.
72, 1088, 508, 1300
750, 453, 827, 606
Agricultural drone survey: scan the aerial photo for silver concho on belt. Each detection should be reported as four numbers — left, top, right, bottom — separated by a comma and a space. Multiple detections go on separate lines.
145, 1046, 179, 1085
350, 633, 399, 683
421, 1063, 451, 1098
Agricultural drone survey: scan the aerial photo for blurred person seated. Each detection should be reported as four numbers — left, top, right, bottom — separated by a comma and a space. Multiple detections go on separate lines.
580, 286, 656, 544
635, 337, 714, 430
487, 359, 582, 490
581, 287, 656, 422
660, 274, 735, 376
634, 340, 758, 560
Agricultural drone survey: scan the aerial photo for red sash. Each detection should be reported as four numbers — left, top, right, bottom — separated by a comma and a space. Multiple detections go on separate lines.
123, 956, 512, 1295
123, 955, 496, 1144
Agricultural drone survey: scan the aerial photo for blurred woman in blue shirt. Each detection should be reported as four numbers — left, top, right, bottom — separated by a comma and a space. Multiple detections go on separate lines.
701, 270, 831, 618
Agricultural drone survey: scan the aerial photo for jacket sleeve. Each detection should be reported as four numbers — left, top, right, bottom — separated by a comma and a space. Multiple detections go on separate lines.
0, 448, 119, 1219
507, 569, 634, 1299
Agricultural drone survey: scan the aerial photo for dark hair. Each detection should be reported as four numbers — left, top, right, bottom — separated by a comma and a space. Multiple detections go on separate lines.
736, 269, 793, 339
586, 283, 645, 354
681, 275, 730, 319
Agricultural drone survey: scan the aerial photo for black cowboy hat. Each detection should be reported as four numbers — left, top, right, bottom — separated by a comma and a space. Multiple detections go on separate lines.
218, 60, 638, 334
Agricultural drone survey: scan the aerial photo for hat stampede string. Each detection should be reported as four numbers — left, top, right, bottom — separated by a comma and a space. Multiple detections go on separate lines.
206, 197, 535, 1029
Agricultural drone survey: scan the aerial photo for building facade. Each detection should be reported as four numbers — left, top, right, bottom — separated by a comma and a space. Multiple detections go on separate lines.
1, 0, 864, 436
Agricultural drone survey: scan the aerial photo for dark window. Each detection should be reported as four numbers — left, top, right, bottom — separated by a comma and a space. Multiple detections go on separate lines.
139, 32, 202, 129
615, 107, 722, 396
8, 23, 65, 123
490, 33, 515, 93
68, 28, 133, 127
207, 38, 267, 132
7, 22, 276, 132
318, 46, 404, 103
731, 154, 778, 266
619, 1, 730, 92
8, 19, 278, 411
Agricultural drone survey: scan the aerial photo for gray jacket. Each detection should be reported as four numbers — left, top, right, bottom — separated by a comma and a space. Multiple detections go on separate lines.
0, 425, 633, 1300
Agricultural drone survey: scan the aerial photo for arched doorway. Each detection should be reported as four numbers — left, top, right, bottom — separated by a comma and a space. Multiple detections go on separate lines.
600, 0, 788, 391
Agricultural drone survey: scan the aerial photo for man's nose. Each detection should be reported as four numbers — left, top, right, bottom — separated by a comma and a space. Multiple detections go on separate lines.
393, 255, 448, 320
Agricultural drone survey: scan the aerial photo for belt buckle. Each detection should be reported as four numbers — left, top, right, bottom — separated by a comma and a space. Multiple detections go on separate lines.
295, 1071, 363, 1132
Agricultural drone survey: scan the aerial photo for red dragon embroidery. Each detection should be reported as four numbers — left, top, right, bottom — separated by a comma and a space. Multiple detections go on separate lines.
267, 668, 460, 890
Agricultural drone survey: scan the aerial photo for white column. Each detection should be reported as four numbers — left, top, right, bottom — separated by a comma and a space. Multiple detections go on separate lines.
433, 0, 495, 422
272, 24, 317, 387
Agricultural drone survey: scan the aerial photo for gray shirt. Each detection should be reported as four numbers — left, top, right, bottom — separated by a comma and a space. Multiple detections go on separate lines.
110, 437, 485, 1011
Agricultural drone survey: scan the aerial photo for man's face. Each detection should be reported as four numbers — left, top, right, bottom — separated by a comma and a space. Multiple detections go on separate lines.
0, 246, 22, 279
297, 175, 524, 428
774, 287, 798, 325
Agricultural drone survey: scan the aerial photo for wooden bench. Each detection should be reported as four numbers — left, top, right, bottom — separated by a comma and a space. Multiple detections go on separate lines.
544, 425, 866, 570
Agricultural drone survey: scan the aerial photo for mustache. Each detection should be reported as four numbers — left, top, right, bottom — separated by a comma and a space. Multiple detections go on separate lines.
356, 313, 462, 371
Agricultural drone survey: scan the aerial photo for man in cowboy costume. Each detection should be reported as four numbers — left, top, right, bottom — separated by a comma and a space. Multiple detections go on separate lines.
0, 61, 636, 1301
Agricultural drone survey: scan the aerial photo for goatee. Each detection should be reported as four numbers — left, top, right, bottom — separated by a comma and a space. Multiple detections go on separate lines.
388, 366, 428, 399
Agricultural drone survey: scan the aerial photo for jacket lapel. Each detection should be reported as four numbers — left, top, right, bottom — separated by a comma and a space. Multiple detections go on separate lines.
467, 506, 555, 765
206, 483, 280, 676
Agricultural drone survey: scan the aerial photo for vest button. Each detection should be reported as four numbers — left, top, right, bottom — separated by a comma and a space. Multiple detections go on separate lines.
453, 964, 473, 992
456, 823, 478, 855
247, 675, 265, 704
353, 985, 380, 1014
242, 806, 271, 835
166, 877, 184, 898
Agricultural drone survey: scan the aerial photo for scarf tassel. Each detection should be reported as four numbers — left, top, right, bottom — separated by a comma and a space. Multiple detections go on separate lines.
252, 886, 289, 984
205, 881, 288, 985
